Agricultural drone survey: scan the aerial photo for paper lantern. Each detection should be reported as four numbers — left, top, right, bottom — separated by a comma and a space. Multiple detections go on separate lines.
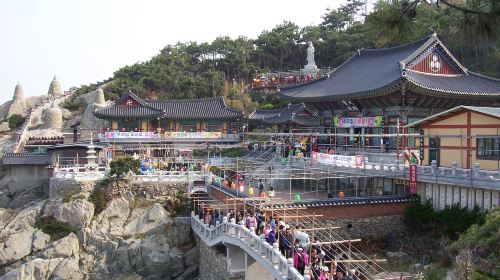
338, 191, 345, 199
248, 187, 254, 196
239, 185, 244, 193
294, 194, 301, 201
223, 180, 228, 187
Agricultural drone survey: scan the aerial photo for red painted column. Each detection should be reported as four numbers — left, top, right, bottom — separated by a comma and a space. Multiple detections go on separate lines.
466, 111, 471, 169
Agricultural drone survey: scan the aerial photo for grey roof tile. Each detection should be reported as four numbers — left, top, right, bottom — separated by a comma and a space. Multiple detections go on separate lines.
2, 153, 52, 165
94, 92, 243, 120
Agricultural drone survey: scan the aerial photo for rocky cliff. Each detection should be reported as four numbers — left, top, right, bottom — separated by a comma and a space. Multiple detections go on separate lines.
0, 180, 198, 280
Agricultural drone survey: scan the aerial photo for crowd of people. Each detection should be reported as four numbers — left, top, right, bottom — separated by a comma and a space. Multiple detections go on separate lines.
197, 206, 364, 280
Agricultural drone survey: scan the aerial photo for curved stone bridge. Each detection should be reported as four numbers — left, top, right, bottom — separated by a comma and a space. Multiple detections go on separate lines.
191, 212, 304, 280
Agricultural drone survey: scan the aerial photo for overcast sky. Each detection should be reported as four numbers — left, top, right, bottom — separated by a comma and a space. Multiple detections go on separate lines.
0, 0, 349, 104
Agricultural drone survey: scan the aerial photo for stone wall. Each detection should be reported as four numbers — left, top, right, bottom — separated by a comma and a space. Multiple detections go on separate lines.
324, 215, 406, 240
111, 181, 187, 200
417, 182, 499, 211
196, 235, 244, 280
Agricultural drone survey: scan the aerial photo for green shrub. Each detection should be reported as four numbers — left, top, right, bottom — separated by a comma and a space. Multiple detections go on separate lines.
61, 96, 84, 111
405, 197, 436, 232
34, 216, 78, 241
221, 147, 245, 158
89, 179, 112, 215
425, 266, 447, 280
7, 114, 25, 129
440, 204, 485, 239
110, 157, 140, 177
262, 103, 274, 110
450, 207, 499, 255
405, 197, 486, 239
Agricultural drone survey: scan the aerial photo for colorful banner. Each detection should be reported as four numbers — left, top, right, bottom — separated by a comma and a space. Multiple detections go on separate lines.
333, 116, 383, 128
104, 131, 156, 139
164, 131, 222, 139
409, 164, 417, 194
311, 152, 364, 168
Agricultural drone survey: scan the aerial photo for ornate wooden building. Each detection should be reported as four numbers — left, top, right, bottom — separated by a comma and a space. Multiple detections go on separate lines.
94, 91, 243, 143
248, 103, 320, 132
279, 33, 500, 149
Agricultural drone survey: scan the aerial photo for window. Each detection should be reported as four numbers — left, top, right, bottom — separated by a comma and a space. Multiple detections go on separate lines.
207, 120, 224, 132
179, 120, 197, 132
477, 137, 500, 160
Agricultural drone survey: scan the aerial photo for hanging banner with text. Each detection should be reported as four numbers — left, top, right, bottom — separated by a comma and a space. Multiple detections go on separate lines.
409, 164, 417, 194
333, 116, 383, 128
311, 152, 364, 168
104, 131, 156, 139
164, 132, 222, 139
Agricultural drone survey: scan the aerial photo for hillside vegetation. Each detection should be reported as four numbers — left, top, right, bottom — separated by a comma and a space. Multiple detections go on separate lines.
73, 0, 499, 112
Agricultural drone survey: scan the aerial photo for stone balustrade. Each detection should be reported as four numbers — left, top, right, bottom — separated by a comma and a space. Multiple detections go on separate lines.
191, 212, 304, 280
291, 157, 499, 190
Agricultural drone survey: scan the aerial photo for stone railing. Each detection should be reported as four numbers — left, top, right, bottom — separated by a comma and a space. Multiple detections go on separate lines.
53, 167, 107, 181
191, 212, 304, 280
286, 156, 499, 190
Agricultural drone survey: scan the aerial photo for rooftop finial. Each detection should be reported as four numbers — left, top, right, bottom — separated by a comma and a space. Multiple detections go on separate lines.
53, 75, 57, 81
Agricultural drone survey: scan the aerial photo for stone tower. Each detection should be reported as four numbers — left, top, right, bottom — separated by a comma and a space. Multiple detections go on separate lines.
48, 75, 62, 97
42, 102, 63, 130
7, 82, 27, 117
13, 82, 25, 100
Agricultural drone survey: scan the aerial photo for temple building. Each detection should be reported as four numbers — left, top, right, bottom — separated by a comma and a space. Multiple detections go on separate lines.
407, 106, 500, 170
278, 33, 500, 150
93, 91, 243, 143
248, 103, 320, 132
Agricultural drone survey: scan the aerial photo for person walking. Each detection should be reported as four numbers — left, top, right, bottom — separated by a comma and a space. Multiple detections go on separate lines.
311, 254, 322, 280
279, 226, 294, 258
293, 247, 308, 276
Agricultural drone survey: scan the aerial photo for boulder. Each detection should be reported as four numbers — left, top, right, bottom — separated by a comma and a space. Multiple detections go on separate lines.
0, 122, 10, 132
0, 228, 35, 265
122, 203, 171, 236
44, 198, 94, 229
37, 233, 79, 260
91, 197, 130, 236
386, 250, 411, 264
0, 201, 45, 265
41, 103, 63, 131
51, 258, 83, 279
32, 230, 51, 252
1, 258, 63, 280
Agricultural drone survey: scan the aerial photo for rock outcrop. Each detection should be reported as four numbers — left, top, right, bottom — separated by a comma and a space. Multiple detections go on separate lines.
41, 102, 63, 131
0, 180, 199, 279
80, 88, 109, 130
0, 122, 10, 133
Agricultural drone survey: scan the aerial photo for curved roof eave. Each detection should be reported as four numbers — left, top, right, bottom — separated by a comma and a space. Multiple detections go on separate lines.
278, 79, 404, 102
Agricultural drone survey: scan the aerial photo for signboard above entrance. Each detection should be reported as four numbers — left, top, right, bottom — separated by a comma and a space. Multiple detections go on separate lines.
333, 116, 382, 128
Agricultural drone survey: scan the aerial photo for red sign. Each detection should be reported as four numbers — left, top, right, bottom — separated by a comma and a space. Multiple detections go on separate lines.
409, 164, 417, 194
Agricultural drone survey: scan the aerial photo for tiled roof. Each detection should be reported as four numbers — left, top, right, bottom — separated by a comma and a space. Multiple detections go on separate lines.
404, 70, 500, 96
147, 97, 243, 120
279, 34, 500, 101
406, 105, 500, 127
94, 105, 164, 119
94, 92, 243, 120
248, 104, 320, 126
279, 36, 429, 101
1, 153, 52, 165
